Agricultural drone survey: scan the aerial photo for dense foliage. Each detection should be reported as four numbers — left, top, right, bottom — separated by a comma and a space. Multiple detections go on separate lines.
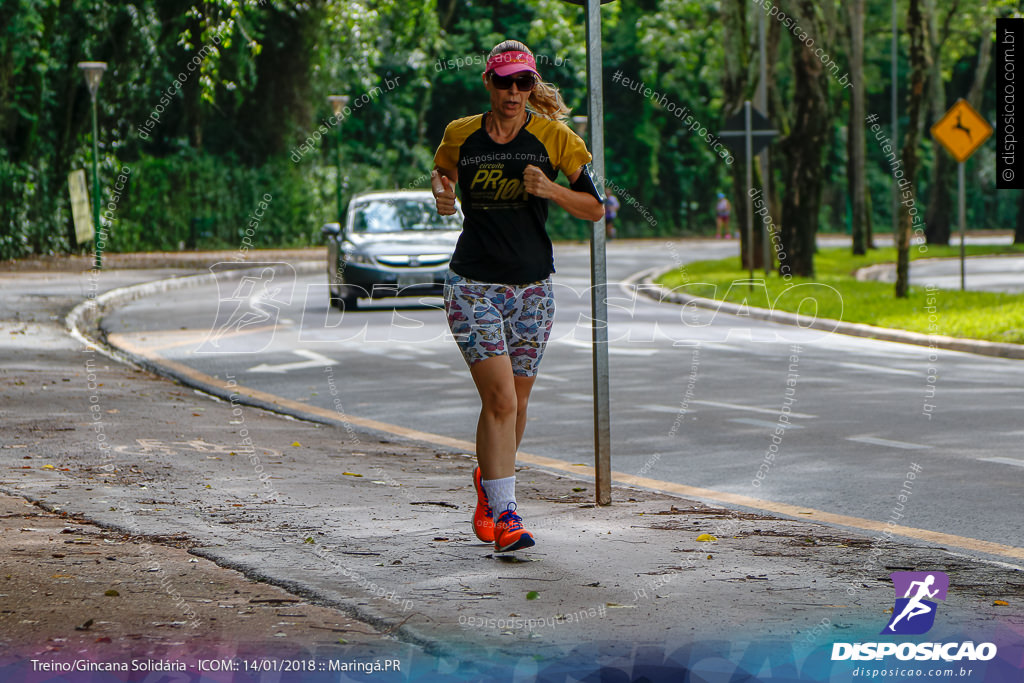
0, 0, 1012, 262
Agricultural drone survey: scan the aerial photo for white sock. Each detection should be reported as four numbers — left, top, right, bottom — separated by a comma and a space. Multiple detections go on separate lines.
481, 475, 516, 519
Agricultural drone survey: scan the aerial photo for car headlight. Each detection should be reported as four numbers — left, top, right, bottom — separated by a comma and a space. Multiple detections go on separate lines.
342, 243, 374, 265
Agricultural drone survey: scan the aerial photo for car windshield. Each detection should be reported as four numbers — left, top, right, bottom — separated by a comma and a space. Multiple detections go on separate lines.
352, 199, 461, 234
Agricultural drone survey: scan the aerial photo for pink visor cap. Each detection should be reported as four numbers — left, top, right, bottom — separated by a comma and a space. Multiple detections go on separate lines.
485, 51, 540, 77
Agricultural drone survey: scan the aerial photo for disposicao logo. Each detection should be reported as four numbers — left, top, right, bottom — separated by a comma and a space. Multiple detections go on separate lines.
831, 571, 998, 662
882, 571, 948, 635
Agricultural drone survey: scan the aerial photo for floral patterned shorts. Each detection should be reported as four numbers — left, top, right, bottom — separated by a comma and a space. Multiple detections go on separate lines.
443, 268, 555, 377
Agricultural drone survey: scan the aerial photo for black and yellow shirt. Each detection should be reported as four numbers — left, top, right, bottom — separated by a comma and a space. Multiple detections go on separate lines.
434, 111, 599, 285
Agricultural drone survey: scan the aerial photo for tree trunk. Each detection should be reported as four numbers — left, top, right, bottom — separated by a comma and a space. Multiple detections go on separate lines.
922, 0, 952, 245
777, 0, 830, 278
720, 0, 763, 270
896, 0, 931, 298
846, 0, 868, 255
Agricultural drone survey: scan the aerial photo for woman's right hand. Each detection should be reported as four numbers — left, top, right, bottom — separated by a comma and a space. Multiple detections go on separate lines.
431, 170, 457, 216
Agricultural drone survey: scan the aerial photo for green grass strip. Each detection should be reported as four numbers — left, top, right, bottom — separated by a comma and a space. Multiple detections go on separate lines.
654, 243, 1024, 344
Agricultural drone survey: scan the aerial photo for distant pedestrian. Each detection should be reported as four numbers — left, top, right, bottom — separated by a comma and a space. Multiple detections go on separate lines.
604, 194, 620, 239
715, 192, 732, 239
431, 39, 604, 554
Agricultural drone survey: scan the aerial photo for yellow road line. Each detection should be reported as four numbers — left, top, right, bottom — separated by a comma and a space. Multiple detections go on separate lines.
109, 332, 1024, 563
113, 325, 282, 352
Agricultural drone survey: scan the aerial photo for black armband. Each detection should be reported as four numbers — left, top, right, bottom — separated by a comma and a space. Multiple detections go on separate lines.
570, 163, 605, 204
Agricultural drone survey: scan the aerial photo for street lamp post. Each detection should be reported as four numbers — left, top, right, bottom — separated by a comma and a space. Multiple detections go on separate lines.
571, 114, 589, 139
78, 61, 107, 269
327, 95, 349, 223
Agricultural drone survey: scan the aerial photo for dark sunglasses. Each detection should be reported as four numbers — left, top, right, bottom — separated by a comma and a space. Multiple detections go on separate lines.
489, 72, 536, 91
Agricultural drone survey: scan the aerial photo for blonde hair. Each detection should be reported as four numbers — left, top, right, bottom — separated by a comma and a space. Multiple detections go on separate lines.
487, 40, 571, 122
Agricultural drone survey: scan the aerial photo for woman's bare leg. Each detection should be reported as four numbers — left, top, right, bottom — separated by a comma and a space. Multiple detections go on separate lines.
513, 374, 537, 450
470, 355, 518, 480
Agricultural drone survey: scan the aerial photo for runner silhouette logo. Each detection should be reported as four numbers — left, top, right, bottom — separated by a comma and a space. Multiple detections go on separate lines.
881, 571, 949, 635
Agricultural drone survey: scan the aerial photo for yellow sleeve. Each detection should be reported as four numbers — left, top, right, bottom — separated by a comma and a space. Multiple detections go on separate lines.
555, 125, 592, 177
433, 115, 481, 171
433, 125, 459, 171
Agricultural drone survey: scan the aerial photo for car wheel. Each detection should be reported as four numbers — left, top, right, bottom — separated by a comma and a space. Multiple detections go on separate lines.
340, 292, 359, 310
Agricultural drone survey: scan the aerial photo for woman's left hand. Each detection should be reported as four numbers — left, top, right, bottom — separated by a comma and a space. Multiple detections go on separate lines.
523, 165, 557, 199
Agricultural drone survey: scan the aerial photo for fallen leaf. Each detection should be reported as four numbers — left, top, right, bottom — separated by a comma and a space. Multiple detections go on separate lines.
104, 589, 119, 597
706, 554, 713, 559
292, 442, 302, 447
342, 472, 363, 477
572, 487, 585, 492
432, 537, 450, 542
94, 636, 111, 643
695, 533, 717, 542
993, 600, 1009, 606
42, 465, 55, 470
303, 537, 315, 544
526, 591, 539, 600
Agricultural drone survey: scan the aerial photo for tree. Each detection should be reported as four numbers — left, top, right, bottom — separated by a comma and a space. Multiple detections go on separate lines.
845, 0, 870, 255
776, 0, 831, 278
895, 0, 931, 298
720, 0, 766, 270
922, 1, 994, 246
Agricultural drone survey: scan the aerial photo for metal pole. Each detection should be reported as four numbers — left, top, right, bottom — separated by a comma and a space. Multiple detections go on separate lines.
757, 11, 771, 278
585, 0, 611, 506
335, 127, 344, 223
891, 0, 898, 245
91, 94, 102, 270
745, 100, 753, 284
959, 161, 966, 290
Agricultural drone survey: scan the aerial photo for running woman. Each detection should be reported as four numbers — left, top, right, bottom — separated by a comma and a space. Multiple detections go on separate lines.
431, 39, 603, 553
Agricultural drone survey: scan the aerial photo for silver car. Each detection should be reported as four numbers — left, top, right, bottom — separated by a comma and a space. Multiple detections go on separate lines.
321, 190, 463, 309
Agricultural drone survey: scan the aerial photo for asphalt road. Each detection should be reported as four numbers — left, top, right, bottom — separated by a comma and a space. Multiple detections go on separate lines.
102, 238, 1024, 561
911, 254, 1024, 293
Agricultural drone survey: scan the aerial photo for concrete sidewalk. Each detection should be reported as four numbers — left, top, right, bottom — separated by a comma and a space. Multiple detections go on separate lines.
1, 255, 1022, 673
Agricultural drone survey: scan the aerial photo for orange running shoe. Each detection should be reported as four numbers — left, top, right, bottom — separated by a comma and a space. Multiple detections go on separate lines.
472, 466, 495, 543
493, 502, 535, 552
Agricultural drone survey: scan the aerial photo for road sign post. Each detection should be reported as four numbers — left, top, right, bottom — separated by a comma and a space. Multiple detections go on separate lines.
930, 99, 993, 291
564, 0, 614, 505
718, 103, 777, 284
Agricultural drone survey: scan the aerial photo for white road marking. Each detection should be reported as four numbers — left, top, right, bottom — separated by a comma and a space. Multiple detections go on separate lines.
419, 361, 451, 370
978, 457, 1024, 468
553, 337, 659, 356
729, 417, 804, 430
638, 404, 687, 414
248, 349, 337, 374
837, 362, 919, 377
847, 436, 931, 450
561, 392, 594, 402
689, 399, 816, 419
539, 373, 570, 382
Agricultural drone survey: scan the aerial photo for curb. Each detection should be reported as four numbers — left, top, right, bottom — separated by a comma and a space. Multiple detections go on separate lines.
855, 253, 1024, 283
632, 266, 1024, 360
61, 260, 469, 654
66, 261, 322, 362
